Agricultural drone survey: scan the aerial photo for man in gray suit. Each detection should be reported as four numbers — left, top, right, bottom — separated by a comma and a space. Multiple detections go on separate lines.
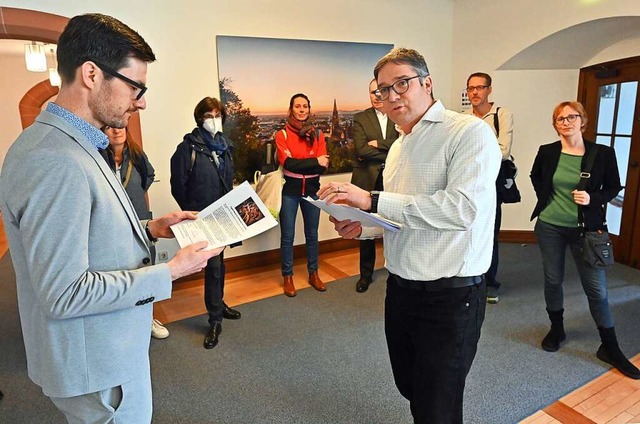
350, 78, 398, 292
0, 14, 222, 423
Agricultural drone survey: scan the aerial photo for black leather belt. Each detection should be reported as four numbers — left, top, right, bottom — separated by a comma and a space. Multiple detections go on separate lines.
390, 273, 483, 292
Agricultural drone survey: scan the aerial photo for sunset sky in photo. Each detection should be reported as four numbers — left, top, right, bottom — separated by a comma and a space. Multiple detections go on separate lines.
216, 36, 393, 115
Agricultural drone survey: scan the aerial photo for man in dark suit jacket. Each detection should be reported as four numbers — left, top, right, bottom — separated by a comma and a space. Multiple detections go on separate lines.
350, 79, 398, 292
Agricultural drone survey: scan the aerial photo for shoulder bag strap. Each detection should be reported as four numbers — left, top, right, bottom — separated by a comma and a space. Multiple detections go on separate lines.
577, 144, 599, 228
493, 107, 500, 138
121, 160, 133, 188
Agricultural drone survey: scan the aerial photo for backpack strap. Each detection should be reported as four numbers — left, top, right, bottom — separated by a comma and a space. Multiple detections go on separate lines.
493, 107, 500, 138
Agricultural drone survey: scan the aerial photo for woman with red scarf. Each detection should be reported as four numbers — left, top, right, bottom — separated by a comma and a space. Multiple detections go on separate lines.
275, 93, 329, 297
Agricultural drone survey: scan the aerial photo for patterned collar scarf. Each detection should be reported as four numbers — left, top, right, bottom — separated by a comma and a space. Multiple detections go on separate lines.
286, 114, 316, 146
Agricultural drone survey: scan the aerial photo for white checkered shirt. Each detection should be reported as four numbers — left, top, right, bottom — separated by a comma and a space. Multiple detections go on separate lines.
362, 100, 501, 281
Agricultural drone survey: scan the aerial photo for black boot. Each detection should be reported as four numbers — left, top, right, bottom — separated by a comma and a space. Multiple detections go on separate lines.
596, 327, 640, 379
541, 309, 566, 352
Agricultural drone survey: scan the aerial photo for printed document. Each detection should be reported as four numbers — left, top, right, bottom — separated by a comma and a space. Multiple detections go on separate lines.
303, 197, 400, 232
171, 181, 278, 250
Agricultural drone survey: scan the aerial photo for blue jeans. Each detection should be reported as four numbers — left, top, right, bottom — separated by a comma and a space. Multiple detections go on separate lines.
280, 194, 320, 276
534, 219, 613, 328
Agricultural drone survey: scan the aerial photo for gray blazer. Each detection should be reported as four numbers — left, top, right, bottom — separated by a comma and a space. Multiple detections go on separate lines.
0, 110, 172, 398
351, 107, 398, 191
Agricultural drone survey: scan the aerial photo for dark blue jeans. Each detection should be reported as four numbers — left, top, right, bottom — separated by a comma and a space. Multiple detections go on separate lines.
385, 274, 486, 424
534, 219, 613, 328
279, 193, 320, 276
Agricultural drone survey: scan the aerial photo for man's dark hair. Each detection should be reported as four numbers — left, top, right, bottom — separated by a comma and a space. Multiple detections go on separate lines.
57, 13, 156, 83
194, 97, 227, 127
373, 48, 430, 80
373, 48, 432, 99
466, 72, 492, 87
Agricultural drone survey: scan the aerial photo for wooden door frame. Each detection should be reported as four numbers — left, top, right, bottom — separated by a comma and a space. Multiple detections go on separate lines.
578, 56, 640, 267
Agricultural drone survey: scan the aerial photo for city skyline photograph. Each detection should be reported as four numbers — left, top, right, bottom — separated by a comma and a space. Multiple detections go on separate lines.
216, 36, 393, 114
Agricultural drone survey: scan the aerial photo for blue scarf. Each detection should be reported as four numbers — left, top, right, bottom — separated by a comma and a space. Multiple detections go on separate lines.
200, 129, 229, 174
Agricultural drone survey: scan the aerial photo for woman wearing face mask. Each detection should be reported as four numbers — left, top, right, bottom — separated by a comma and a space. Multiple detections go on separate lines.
530, 101, 639, 379
170, 97, 241, 350
103, 126, 169, 340
275, 93, 330, 297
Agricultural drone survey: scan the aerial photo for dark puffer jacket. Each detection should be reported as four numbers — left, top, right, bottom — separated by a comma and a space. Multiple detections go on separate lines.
170, 127, 234, 211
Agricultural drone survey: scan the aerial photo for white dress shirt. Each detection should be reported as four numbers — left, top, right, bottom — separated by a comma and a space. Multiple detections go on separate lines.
363, 100, 501, 281
375, 109, 388, 135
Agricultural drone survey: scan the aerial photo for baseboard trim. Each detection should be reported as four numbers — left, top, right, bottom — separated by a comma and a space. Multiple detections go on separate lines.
499, 230, 536, 244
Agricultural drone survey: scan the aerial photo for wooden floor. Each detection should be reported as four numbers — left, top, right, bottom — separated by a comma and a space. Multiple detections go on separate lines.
2, 214, 640, 423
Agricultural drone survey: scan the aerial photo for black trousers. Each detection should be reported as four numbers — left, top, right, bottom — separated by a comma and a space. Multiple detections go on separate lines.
359, 239, 376, 281
385, 274, 486, 424
485, 200, 502, 289
204, 251, 225, 326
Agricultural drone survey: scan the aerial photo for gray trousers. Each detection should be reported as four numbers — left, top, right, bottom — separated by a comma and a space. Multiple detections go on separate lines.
49, 370, 152, 424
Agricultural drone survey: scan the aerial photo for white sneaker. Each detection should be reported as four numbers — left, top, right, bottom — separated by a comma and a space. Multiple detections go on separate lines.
151, 319, 169, 339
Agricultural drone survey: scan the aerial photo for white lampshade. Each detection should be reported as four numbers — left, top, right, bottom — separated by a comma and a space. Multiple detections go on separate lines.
49, 68, 61, 87
25, 43, 47, 72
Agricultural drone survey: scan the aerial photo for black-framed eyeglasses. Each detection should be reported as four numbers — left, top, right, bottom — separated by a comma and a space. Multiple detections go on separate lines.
466, 85, 489, 93
555, 114, 580, 124
374, 75, 422, 101
92, 60, 147, 101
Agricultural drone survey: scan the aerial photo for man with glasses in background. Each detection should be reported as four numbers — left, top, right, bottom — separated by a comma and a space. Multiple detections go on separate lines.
464, 72, 515, 304
0, 14, 222, 423
318, 48, 501, 423
350, 78, 398, 293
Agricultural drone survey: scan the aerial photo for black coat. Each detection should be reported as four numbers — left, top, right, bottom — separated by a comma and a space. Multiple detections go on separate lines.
170, 128, 234, 211
529, 140, 621, 231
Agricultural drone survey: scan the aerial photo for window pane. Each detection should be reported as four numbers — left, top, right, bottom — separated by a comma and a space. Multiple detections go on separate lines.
615, 81, 638, 135
596, 135, 611, 147
606, 136, 631, 236
597, 84, 617, 134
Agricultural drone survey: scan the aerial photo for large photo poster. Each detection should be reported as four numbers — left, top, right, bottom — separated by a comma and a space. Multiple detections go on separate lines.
216, 36, 393, 182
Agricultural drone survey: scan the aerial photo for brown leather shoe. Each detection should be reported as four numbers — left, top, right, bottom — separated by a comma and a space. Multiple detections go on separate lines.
283, 276, 297, 297
308, 271, 326, 292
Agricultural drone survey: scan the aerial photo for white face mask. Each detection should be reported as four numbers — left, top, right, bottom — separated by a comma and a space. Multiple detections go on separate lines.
203, 117, 223, 134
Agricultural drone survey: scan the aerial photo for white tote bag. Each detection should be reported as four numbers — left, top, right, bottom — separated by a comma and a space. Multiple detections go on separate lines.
254, 167, 283, 220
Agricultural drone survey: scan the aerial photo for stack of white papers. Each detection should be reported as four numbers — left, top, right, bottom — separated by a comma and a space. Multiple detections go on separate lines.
171, 181, 278, 250
303, 197, 400, 232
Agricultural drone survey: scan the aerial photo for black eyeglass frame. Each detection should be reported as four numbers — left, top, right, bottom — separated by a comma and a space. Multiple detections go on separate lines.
91, 60, 148, 101
374, 75, 422, 101
465, 85, 490, 93
555, 114, 580, 124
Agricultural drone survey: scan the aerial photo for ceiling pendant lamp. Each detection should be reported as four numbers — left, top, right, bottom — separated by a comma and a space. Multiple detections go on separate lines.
25, 42, 47, 72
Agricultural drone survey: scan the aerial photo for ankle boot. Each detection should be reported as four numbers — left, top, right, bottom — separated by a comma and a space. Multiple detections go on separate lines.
283, 276, 296, 297
596, 327, 640, 379
541, 308, 566, 352
308, 271, 326, 292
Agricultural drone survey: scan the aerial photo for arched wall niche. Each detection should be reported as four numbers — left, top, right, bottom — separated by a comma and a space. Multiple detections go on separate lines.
498, 16, 640, 70
0, 6, 143, 144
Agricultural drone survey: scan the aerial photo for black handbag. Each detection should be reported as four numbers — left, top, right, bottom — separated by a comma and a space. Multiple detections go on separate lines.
496, 158, 521, 204
492, 108, 521, 204
577, 145, 614, 267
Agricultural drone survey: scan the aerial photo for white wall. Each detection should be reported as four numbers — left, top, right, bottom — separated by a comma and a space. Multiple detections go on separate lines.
0, 0, 454, 259
452, 0, 640, 231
